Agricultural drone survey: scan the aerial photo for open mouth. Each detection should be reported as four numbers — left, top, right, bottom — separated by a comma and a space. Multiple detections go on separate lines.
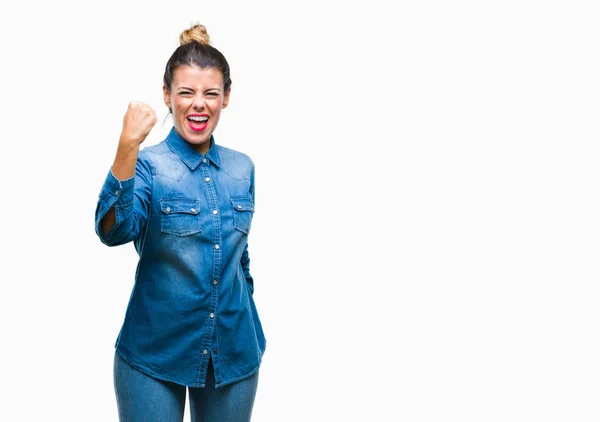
187, 115, 209, 132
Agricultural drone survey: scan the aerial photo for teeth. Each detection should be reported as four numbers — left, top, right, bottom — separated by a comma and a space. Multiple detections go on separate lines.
188, 116, 208, 122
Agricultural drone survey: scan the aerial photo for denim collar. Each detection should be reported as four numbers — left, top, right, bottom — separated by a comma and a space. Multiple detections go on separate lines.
165, 127, 221, 170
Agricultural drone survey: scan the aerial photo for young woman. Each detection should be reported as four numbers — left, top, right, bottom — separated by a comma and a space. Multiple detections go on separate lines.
95, 23, 266, 422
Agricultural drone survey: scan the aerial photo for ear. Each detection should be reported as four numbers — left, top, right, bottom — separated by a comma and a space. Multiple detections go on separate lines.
163, 85, 172, 112
222, 88, 231, 109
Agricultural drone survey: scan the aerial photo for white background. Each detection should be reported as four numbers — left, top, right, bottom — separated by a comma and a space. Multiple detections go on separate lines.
1, 1, 599, 421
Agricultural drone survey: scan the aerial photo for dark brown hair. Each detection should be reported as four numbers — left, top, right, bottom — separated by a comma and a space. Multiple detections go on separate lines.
163, 24, 232, 93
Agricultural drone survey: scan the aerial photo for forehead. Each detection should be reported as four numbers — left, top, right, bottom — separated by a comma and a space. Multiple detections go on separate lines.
171, 65, 224, 88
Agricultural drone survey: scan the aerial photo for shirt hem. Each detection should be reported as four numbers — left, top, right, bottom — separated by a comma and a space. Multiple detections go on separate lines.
115, 343, 266, 389
214, 345, 266, 388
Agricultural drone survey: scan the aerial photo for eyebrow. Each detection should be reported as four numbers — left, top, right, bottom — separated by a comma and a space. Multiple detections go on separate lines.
176, 86, 221, 92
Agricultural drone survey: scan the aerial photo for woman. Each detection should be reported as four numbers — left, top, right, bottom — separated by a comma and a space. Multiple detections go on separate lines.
94, 23, 266, 422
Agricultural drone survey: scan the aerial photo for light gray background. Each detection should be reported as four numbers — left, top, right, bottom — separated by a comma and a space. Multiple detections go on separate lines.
1, 1, 599, 421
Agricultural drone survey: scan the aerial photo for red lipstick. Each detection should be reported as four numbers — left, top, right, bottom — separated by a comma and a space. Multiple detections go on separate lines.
187, 114, 209, 132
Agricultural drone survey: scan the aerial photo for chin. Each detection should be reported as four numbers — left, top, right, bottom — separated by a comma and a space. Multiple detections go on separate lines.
177, 126, 209, 144
185, 134, 212, 153
188, 135, 211, 145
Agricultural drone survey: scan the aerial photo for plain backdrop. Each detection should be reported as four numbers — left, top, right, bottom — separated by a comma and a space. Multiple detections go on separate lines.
1, 1, 599, 421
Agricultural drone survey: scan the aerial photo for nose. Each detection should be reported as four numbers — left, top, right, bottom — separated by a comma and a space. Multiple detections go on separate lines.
192, 94, 206, 110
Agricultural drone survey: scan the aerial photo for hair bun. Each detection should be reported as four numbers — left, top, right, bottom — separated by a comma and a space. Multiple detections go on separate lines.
180, 23, 210, 46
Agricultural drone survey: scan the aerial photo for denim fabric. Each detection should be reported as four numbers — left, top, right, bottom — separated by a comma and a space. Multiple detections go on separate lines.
95, 127, 266, 388
114, 351, 259, 422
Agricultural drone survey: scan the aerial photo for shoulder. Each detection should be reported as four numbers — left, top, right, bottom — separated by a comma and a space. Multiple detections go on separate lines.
217, 145, 254, 196
216, 144, 254, 167
140, 140, 170, 159
215, 144, 254, 181
137, 141, 178, 174
217, 145, 254, 171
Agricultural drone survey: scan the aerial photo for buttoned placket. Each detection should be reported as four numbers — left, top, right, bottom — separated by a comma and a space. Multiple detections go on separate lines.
195, 157, 222, 386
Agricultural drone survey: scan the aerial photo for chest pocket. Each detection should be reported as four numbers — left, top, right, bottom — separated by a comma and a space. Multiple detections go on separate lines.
230, 196, 254, 235
160, 198, 202, 236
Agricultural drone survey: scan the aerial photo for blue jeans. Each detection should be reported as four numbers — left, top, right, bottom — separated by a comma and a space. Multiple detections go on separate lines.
113, 352, 259, 422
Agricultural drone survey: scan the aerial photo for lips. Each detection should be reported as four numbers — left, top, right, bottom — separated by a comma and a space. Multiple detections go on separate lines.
187, 114, 209, 132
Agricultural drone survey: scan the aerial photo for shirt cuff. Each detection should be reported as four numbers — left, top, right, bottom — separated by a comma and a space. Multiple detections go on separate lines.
99, 168, 135, 208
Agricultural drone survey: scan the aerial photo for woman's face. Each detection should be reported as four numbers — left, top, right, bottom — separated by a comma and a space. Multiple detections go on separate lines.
163, 65, 230, 154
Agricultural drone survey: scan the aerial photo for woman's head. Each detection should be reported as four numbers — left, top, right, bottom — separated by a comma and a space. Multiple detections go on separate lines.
163, 24, 232, 154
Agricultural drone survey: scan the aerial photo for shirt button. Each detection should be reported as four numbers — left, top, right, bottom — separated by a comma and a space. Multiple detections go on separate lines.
202, 158, 207, 163
203, 349, 208, 355
214, 244, 220, 250
237, 205, 242, 209
190, 208, 196, 212
212, 209, 218, 215
209, 313, 215, 318
166, 207, 171, 213
115, 191, 119, 196
213, 280, 218, 285
205, 177, 210, 182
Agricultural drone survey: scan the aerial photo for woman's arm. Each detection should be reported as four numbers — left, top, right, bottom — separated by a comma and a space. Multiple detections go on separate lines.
95, 101, 157, 244
101, 101, 157, 233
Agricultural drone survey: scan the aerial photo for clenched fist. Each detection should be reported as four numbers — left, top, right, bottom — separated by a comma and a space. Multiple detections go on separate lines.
121, 101, 158, 146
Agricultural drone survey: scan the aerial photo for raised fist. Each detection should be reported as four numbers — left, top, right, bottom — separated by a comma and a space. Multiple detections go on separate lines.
121, 101, 158, 145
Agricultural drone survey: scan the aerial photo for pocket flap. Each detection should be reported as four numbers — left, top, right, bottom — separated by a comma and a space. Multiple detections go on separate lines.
230, 197, 254, 212
160, 198, 201, 214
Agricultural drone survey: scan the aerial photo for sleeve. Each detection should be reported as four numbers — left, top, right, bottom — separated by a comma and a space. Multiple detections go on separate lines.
94, 150, 153, 247
241, 161, 255, 294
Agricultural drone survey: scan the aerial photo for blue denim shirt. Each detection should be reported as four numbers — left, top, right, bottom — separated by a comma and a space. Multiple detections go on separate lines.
94, 127, 266, 388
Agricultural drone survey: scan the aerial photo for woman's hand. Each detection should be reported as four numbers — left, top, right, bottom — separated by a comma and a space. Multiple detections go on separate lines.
120, 101, 158, 146
110, 101, 157, 181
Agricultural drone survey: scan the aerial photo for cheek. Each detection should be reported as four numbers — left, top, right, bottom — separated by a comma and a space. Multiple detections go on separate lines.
210, 100, 225, 114
174, 99, 192, 114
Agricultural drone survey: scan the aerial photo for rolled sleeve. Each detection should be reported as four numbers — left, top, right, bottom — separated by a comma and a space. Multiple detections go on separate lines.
100, 170, 135, 208
95, 151, 153, 246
